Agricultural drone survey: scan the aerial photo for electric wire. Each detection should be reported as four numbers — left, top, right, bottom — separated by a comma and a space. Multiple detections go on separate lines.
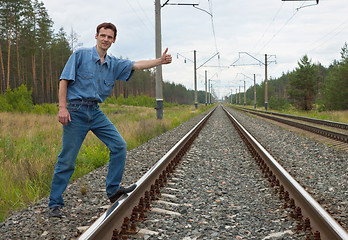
306, 19, 348, 53
135, 0, 155, 29
126, 0, 154, 34
256, 2, 305, 54
208, 0, 218, 54
251, 2, 284, 53
208, 0, 222, 70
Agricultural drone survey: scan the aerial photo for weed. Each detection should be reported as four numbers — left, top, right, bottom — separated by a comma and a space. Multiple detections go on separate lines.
79, 180, 88, 196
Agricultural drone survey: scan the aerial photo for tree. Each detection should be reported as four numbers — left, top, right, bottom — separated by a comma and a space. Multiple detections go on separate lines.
0, 0, 15, 89
33, 0, 53, 103
50, 28, 70, 101
320, 43, 348, 110
68, 27, 82, 52
287, 55, 319, 110
0, 0, 71, 103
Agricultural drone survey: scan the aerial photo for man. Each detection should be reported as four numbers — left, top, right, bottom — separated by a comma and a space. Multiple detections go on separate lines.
49, 22, 172, 218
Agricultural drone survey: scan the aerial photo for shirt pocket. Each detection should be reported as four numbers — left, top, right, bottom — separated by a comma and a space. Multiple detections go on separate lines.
77, 71, 94, 80
74, 71, 94, 91
101, 79, 115, 96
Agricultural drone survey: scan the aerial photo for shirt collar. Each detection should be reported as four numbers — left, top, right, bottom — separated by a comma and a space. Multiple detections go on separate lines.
92, 46, 110, 68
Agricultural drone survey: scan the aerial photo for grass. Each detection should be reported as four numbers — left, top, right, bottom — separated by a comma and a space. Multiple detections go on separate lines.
0, 103, 212, 222
0, 113, 60, 217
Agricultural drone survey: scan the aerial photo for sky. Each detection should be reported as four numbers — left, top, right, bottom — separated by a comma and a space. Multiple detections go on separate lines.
41, 0, 348, 99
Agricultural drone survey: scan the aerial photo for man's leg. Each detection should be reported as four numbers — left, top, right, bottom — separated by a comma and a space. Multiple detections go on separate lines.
49, 108, 89, 209
91, 108, 127, 198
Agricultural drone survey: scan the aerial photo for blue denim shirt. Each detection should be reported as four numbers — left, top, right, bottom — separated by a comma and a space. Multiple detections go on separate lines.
60, 46, 135, 103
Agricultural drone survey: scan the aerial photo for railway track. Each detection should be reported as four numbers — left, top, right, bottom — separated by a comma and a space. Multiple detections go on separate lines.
78, 107, 217, 239
222, 106, 347, 240
231, 106, 348, 151
78, 105, 348, 240
235, 106, 348, 130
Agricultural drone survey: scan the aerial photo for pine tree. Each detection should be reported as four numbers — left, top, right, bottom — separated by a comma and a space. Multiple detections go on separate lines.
321, 43, 348, 110
287, 55, 319, 110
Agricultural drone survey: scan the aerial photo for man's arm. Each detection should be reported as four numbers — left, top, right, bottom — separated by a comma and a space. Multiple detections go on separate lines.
58, 79, 71, 125
132, 48, 172, 70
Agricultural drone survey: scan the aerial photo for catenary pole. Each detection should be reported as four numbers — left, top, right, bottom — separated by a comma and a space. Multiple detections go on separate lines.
231, 52, 274, 110
194, 50, 198, 109
208, 79, 211, 104
238, 86, 241, 105
254, 74, 257, 109
244, 80, 246, 105
155, 0, 163, 119
235, 89, 238, 105
265, 54, 268, 111
205, 70, 207, 106
161, 2, 214, 109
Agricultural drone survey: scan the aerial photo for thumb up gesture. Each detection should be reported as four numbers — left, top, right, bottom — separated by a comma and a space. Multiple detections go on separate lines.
161, 48, 172, 65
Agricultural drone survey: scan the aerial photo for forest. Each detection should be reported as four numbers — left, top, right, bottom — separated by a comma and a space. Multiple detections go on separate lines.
229, 44, 348, 111
0, 0, 208, 107
2, 1, 346, 110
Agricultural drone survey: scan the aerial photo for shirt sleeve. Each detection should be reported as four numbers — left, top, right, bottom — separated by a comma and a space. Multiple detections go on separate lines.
115, 59, 135, 82
60, 50, 80, 81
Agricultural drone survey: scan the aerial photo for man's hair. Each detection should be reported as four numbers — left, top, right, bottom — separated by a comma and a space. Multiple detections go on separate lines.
96, 22, 117, 39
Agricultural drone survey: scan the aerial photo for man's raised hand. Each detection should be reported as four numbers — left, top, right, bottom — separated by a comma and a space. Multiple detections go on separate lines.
161, 48, 172, 65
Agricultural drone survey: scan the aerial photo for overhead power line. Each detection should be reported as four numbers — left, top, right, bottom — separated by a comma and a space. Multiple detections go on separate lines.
207, 0, 219, 54
126, 1, 154, 33
251, 2, 284, 53
163, 0, 221, 69
256, 2, 305, 54
306, 19, 348, 53
253, 0, 321, 54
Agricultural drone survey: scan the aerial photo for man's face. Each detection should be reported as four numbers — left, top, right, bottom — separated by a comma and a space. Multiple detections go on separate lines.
95, 27, 116, 51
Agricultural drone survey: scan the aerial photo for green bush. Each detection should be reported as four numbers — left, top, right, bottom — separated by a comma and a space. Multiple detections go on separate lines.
72, 145, 109, 179
269, 96, 290, 110
105, 94, 158, 108
0, 94, 13, 112
33, 104, 58, 115
80, 145, 109, 169
170, 117, 181, 129
136, 95, 156, 107
4, 85, 33, 112
0, 85, 59, 114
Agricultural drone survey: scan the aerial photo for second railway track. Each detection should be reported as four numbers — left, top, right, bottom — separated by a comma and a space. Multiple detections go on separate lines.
231, 106, 348, 151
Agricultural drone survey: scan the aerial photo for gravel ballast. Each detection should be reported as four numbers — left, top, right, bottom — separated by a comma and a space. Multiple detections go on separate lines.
224, 106, 348, 231
0, 105, 346, 239
132, 106, 304, 240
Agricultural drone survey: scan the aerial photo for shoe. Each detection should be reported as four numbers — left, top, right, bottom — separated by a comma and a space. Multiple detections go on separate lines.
109, 184, 137, 203
49, 206, 62, 218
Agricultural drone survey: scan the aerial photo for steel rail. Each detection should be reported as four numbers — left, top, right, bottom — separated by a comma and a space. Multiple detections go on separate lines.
78, 106, 216, 240
222, 106, 348, 240
234, 106, 348, 143
237, 106, 348, 130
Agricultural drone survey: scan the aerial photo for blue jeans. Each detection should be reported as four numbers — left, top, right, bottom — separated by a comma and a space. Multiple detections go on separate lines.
48, 103, 127, 208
